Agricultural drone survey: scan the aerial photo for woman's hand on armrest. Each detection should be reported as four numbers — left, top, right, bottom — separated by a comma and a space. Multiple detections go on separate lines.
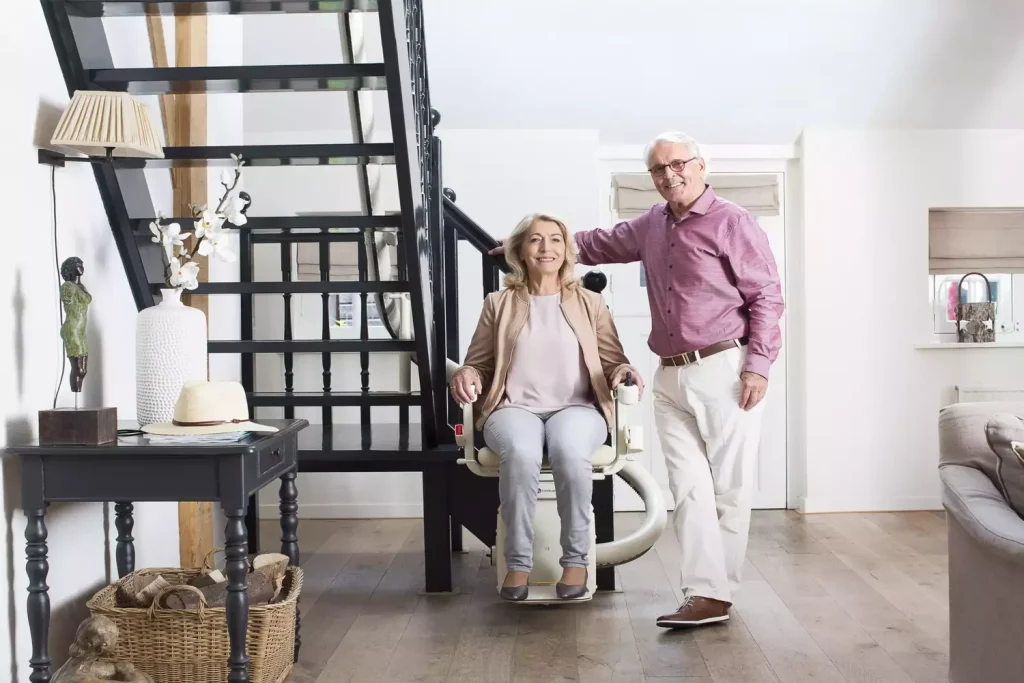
450, 368, 483, 404
610, 365, 644, 400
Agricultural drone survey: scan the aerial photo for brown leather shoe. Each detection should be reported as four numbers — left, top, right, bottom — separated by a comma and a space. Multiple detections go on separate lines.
656, 596, 731, 628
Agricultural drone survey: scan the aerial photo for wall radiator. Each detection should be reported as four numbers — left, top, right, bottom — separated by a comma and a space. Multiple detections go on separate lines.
955, 386, 1024, 403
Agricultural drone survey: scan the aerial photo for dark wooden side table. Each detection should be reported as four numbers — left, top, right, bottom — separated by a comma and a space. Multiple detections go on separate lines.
7, 418, 308, 683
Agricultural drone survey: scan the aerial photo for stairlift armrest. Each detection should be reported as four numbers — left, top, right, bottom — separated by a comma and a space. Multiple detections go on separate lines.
455, 390, 477, 464
614, 383, 643, 456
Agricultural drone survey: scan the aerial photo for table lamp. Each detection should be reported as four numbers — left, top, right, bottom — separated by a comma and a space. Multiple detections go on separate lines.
41, 90, 164, 165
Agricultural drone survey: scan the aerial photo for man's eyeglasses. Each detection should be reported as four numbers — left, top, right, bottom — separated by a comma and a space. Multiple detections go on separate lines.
649, 157, 697, 178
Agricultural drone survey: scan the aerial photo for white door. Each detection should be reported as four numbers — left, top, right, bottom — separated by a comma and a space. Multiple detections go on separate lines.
601, 172, 788, 510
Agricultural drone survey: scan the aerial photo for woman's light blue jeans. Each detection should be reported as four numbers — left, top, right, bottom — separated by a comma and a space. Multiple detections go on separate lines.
483, 405, 607, 572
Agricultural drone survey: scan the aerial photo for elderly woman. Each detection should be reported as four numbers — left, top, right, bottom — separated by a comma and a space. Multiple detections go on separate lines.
451, 213, 643, 601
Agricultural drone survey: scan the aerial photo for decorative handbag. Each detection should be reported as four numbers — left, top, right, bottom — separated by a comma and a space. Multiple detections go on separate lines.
955, 272, 996, 343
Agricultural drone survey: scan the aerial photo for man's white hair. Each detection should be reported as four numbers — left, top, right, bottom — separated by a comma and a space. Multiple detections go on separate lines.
643, 132, 703, 168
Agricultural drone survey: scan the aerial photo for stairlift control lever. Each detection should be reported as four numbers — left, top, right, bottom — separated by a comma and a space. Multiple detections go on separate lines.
616, 382, 640, 405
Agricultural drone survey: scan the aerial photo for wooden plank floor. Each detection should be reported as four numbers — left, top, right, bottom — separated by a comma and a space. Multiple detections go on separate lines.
259, 510, 950, 683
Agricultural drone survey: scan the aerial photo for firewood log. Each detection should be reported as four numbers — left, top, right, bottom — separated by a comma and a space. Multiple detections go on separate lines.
161, 571, 275, 609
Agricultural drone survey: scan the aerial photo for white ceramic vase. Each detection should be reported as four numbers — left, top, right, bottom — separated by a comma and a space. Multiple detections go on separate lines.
136, 288, 208, 426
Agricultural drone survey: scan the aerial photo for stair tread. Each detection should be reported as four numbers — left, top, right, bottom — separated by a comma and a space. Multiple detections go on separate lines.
297, 423, 443, 458
67, 0, 378, 17
252, 390, 419, 396
139, 143, 394, 167
90, 63, 387, 95
208, 339, 414, 352
149, 281, 409, 295
249, 390, 420, 407
134, 214, 401, 232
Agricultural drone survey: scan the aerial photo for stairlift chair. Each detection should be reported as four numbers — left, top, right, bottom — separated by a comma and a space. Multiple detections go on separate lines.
364, 231, 666, 602
455, 379, 667, 604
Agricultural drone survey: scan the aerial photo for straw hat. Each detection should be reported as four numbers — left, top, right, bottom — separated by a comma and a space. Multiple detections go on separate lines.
141, 380, 277, 435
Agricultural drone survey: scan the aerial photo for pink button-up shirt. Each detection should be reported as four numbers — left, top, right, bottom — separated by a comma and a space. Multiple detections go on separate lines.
575, 186, 784, 378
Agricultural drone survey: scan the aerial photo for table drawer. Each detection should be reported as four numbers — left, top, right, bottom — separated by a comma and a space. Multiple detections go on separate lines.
255, 437, 295, 479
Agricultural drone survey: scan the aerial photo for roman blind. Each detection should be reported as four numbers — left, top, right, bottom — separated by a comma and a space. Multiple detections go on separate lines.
295, 241, 359, 281
929, 209, 1024, 274
613, 173, 780, 219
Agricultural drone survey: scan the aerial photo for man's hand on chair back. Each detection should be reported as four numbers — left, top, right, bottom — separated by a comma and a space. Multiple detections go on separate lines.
451, 368, 482, 404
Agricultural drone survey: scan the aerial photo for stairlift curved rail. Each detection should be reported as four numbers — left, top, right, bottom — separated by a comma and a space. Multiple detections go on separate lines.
594, 461, 666, 567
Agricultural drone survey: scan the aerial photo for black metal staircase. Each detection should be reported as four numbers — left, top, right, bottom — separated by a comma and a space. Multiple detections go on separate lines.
40, 0, 616, 594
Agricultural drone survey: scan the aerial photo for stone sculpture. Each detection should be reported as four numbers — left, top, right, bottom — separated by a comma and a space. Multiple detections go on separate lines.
51, 615, 153, 683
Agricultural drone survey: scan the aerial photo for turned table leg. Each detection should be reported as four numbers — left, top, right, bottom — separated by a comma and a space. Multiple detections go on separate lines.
279, 470, 301, 661
114, 501, 135, 578
224, 510, 250, 683
25, 505, 51, 683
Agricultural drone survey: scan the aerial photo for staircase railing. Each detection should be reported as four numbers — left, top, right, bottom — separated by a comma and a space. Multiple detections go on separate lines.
442, 193, 509, 292
387, 0, 512, 448
380, 0, 437, 446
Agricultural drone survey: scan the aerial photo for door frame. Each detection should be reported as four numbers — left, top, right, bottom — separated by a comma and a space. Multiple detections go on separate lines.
595, 143, 803, 511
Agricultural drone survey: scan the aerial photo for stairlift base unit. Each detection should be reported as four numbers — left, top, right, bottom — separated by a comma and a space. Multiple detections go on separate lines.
495, 475, 596, 604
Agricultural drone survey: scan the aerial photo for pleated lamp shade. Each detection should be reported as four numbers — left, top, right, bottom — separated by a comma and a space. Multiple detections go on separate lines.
50, 90, 164, 159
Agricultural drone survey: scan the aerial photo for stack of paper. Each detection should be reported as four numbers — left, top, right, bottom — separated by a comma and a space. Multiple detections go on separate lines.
144, 432, 252, 444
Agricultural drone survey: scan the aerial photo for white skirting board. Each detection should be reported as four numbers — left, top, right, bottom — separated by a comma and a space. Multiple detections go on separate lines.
258, 502, 424, 519
260, 494, 941, 518
797, 495, 943, 514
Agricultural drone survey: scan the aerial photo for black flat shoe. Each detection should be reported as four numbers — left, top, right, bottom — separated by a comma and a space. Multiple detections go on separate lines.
500, 584, 529, 601
556, 569, 588, 600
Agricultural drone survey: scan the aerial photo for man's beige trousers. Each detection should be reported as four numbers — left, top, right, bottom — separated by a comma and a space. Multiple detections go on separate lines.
653, 346, 766, 603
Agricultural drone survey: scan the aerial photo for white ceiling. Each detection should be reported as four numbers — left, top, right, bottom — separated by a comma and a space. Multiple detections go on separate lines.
423, 0, 1024, 145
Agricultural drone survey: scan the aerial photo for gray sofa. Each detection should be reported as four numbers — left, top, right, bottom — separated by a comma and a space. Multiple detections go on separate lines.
939, 401, 1024, 683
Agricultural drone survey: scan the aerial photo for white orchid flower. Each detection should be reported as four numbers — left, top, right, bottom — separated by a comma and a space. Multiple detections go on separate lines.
224, 194, 248, 226
194, 210, 225, 239
197, 224, 236, 262
230, 153, 245, 167
150, 221, 185, 260
168, 257, 201, 290
220, 168, 235, 187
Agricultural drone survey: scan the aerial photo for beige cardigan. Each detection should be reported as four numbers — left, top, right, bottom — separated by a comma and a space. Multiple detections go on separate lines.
456, 284, 632, 431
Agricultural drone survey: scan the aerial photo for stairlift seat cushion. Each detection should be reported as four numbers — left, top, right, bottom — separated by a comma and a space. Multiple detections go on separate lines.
476, 444, 616, 471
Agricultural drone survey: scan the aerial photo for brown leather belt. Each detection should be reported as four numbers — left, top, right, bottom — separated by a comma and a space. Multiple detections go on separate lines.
660, 337, 748, 367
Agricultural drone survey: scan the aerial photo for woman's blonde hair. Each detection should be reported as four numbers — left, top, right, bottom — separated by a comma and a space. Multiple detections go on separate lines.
503, 213, 579, 290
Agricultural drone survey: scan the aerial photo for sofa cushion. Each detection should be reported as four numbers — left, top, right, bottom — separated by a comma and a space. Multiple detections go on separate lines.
985, 414, 1024, 518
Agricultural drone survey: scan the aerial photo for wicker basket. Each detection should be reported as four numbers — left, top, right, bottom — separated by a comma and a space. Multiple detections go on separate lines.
86, 565, 303, 683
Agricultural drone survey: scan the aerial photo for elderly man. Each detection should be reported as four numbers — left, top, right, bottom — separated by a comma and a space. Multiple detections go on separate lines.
491, 132, 784, 627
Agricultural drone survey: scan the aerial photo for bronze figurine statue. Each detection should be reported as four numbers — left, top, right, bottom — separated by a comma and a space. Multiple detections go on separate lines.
51, 615, 153, 683
59, 257, 92, 397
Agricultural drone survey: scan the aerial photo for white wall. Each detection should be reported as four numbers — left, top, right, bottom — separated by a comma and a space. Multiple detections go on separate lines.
438, 128, 602, 357
797, 129, 1024, 513
0, 7, 181, 677
424, 0, 1024, 144
207, 16, 245, 386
